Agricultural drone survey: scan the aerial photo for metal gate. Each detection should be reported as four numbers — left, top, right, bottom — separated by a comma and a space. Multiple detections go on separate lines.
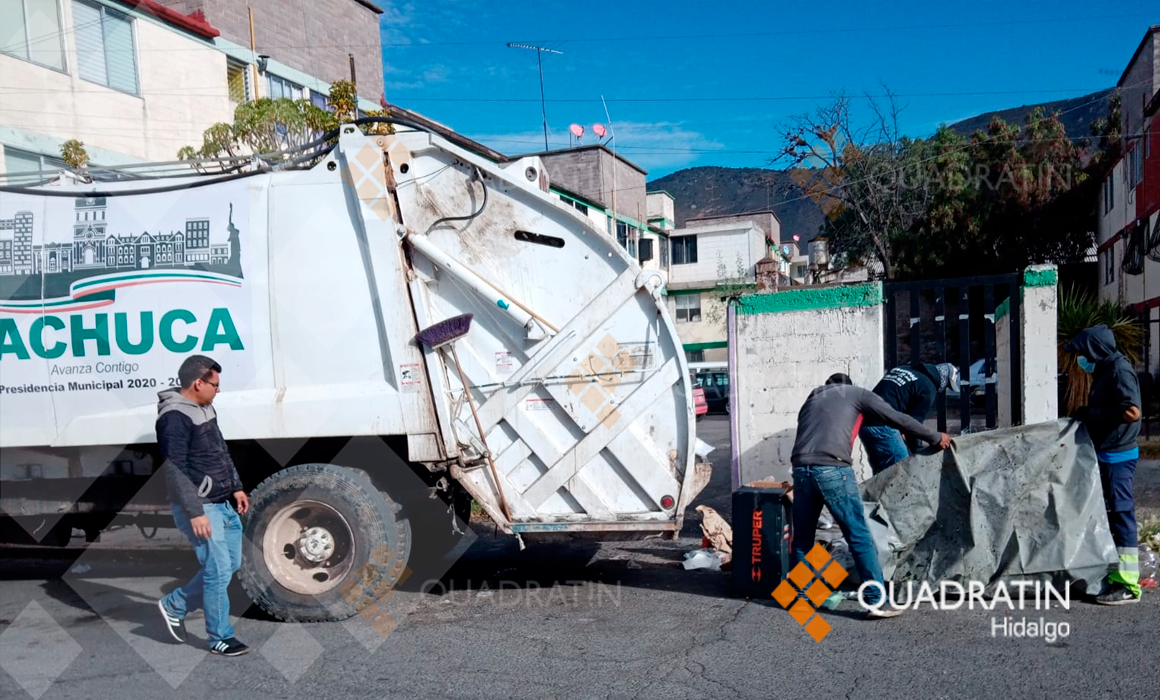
883, 273, 1022, 434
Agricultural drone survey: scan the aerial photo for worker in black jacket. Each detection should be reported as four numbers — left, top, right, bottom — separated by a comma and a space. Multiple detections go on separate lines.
791, 373, 951, 618
155, 355, 252, 655
859, 362, 959, 474
1065, 325, 1143, 605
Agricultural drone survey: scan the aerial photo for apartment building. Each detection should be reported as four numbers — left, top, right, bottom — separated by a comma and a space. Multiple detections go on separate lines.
1, 0, 384, 182
1096, 24, 1160, 371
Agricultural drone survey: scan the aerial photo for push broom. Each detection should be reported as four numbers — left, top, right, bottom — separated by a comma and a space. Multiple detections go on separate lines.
415, 313, 514, 523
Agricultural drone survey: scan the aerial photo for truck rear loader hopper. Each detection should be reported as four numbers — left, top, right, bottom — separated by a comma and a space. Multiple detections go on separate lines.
0, 118, 710, 621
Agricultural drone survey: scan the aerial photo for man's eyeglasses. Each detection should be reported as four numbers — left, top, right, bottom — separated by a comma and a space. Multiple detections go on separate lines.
200, 378, 220, 391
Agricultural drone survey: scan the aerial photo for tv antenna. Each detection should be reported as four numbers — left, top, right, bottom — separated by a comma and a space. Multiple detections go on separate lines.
507, 43, 563, 150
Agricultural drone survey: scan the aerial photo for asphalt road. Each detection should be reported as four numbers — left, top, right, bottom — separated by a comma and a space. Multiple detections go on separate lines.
2, 414, 1158, 700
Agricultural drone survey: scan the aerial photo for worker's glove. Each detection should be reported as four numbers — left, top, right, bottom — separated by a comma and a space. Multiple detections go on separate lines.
1070, 406, 1089, 422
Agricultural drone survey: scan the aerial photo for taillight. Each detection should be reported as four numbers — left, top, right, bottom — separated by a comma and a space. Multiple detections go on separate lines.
660, 495, 675, 509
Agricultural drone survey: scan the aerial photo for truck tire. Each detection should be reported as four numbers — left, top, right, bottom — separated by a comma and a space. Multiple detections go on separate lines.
238, 463, 410, 623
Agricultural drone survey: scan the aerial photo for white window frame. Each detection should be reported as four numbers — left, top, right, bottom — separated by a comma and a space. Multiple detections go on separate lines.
227, 59, 252, 106
266, 73, 304, 101
1, 0, 67, 72
73, 0, 140, 96
675, 294, 702, 323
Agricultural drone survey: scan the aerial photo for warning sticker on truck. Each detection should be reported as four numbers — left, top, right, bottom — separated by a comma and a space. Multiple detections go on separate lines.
495, 351, 515, 376
400, 363, 422, 392
524, 397, 555, 412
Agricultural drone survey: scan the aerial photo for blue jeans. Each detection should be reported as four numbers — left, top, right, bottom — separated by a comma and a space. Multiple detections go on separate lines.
859, 425, 910, 475
792, 465, 885, 605
163, 502, 242, 645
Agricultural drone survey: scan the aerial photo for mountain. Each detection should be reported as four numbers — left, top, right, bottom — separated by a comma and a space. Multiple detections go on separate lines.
649, 89, 1115, 243
946, 88, 1113, 141
648, 166, 828, 243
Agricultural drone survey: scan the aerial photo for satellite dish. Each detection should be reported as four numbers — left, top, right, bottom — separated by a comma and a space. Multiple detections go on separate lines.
592, 124, 608, 138
782, 244, 790, 255
569, 124, 584, 138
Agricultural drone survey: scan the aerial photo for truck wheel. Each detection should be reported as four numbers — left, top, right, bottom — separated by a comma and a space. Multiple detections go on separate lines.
239, 463, 410, 622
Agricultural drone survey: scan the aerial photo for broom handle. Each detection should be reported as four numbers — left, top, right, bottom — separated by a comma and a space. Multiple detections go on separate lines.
450, 344, 514, 523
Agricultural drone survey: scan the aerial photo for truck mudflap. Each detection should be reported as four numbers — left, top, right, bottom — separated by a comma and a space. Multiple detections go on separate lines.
337, 126, 705, 535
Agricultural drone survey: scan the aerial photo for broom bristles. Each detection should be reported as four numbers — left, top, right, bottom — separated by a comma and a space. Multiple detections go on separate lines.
416, 313, 474, 349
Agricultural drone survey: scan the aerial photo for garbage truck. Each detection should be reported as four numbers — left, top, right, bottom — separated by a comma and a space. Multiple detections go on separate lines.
0, 118, 710, 621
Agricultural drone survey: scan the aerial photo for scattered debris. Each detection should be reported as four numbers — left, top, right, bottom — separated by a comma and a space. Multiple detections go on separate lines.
70, 564, 91, 574
821, 592, 845, 610
1139, 544, 1158, 589
682, 549, 724, 571
695, 505, 732, 564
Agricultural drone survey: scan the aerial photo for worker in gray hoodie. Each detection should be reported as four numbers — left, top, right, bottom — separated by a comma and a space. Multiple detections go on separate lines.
155, 355, 252, 655
1065, 325, 1143, 605
791, 373, 951, 618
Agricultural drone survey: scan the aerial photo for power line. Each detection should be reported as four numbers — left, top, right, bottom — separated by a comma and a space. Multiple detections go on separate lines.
377, 88, 1116, 104
381, 15, 1155, 47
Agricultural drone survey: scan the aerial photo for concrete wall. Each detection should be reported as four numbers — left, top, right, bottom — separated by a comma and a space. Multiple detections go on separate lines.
729, 283, 885, 487
538, 147, 647, 224
157, 0, 385, 100
0, 2, 231, 165
686, 211, 780, 249
1119, 28, 1157, 142
646, 191, 675, 230
1020, 266, 1060, 424
668, 223, 763, 289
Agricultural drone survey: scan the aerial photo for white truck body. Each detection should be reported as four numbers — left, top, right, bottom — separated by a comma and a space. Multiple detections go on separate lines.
0, 125, 707, 537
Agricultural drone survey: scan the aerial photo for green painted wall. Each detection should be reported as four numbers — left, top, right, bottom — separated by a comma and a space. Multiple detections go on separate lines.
736, 283, 883, 315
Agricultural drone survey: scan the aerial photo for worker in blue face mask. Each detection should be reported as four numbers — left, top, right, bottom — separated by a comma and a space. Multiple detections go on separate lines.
1065, 324, 1143, 605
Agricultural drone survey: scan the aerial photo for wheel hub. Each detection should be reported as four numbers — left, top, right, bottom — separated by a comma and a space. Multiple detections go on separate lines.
298, 526, 335, 563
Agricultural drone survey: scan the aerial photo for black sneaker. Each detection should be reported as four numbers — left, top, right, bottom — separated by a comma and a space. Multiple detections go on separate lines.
209, 638, 251, 657
157, 599, 185, 643
1095, 584, 1140, 606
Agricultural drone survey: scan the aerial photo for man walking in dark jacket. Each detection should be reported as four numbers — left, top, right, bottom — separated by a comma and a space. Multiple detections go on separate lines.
1065, 325, 1143, 605
156, 355, 252, 655
791, 373, 951, 617
860, 362, 959, 474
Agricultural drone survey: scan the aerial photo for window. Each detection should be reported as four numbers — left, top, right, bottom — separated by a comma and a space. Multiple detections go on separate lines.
686, 350, 705, 363
1128, 143, 1143, 189
3, 147, 67, 185
660, 236, 670, 267
1, 0, 65, 69
1104, 175, 1115, 214
310, 89, 329, 110
672, 235, 698, 265
558, 195, 589, 216
675, 294, 701, 323
1105, 247, 1116, 285
227, 61, 252, 107
73, 1, 138, 94
267, 74, 304, 100
639, 237, 654, 263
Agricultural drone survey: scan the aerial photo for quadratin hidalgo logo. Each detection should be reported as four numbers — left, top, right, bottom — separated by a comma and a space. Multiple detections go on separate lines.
566, 333, 638, 428
0, 197, 244, 315
340, 137, 412, 223
771, 543, 848, 642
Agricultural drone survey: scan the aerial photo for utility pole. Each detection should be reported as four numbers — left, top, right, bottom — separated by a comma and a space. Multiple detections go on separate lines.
507, 43, 562, 150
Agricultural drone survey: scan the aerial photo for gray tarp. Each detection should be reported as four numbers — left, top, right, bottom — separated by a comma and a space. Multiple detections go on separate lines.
861, 419, 1117, 595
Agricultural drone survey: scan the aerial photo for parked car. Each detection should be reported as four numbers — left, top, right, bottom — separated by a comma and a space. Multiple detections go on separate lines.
691, 377, 709, 421
695, 370, 730, 413
946, 358, 997, 407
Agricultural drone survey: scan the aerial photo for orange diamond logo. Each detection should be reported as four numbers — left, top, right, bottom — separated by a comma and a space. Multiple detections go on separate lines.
821, 559, 848, 588
787, 598, 815, 626
804, 543, 830, 572
787, 561, 814, 590
772, 580, 798, 609
804, 615, 833, 642
805, 579, 833, 608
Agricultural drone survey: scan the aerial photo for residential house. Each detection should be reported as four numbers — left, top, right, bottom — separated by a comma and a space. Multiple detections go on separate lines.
666, 220, 773, 362
1097, 24, 1160, 372
1, 0, 384, 183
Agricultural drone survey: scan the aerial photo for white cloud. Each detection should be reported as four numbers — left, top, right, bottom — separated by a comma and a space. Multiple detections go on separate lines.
466, 120, 726, 172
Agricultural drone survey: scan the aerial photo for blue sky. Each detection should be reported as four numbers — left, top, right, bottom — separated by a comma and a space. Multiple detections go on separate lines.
379, 0, 1155, 178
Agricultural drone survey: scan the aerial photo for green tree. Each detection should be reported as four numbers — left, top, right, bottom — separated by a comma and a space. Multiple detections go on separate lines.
178, 79, 393, 170
59, 139, 89, 170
